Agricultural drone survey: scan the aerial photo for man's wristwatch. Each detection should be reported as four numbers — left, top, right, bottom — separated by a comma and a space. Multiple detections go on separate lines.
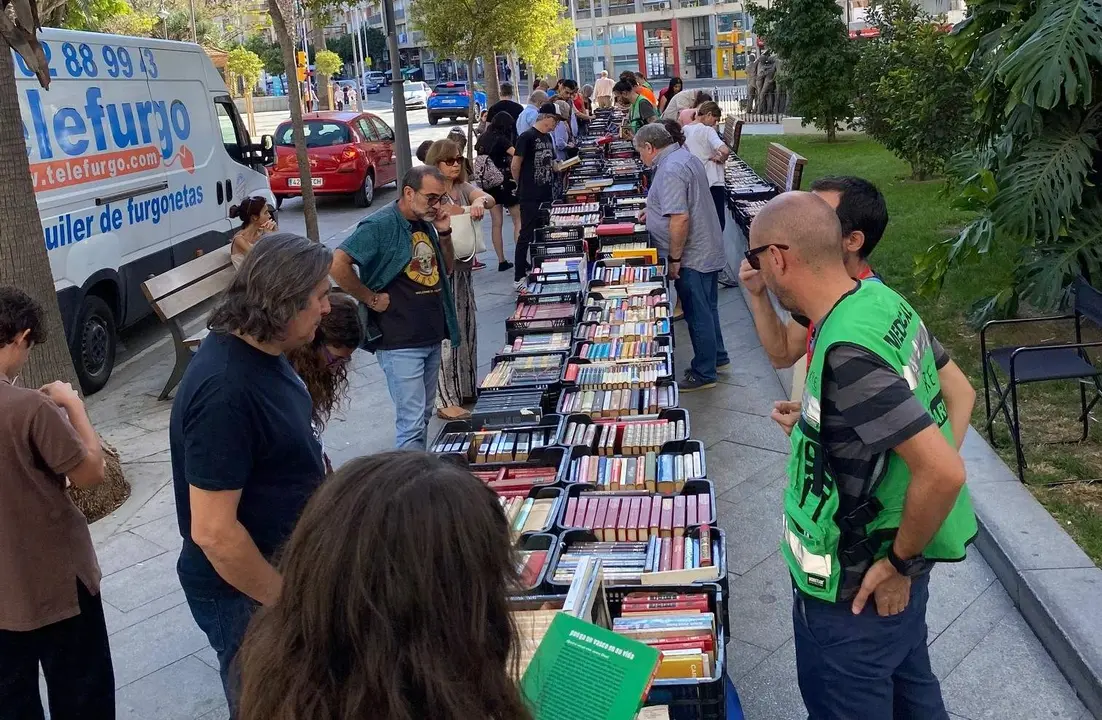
887, 546, 924, 577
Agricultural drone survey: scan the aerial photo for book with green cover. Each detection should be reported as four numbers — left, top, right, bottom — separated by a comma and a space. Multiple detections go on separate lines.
521, 612, 661, 720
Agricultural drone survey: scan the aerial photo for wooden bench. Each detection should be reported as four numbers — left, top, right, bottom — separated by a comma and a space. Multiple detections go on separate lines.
141, 246, 234, 400
723, 117, 744, 154
764, 142, 808, 192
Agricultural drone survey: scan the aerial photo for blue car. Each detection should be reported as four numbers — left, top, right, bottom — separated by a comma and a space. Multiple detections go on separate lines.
361, 75, 381, 94
426, 81, 487, 125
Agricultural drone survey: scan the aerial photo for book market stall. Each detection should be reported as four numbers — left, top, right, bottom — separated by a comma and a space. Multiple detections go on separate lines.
429, 106, 743, 720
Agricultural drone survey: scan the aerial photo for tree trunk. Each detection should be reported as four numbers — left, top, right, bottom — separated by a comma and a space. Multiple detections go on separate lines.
1, 45, 129, 521
310, 13, 331, 111
269, 0, 321, 242
485, 50, 501, 106
0, 47, 78, 391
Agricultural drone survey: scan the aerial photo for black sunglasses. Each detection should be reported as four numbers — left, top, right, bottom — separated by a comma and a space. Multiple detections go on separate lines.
744, 243, 790, 270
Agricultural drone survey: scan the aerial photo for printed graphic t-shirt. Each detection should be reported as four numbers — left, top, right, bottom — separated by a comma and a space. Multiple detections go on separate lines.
515, 127, 555, 204
375, 220, 447, 349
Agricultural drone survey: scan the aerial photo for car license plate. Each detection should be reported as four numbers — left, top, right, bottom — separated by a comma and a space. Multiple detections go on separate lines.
287, 177, 323, 188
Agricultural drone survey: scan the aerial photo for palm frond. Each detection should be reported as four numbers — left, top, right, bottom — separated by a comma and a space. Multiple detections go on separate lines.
997, 0, 1102, 109
1021, 201, 1102, 308
991, 109, 1099, 243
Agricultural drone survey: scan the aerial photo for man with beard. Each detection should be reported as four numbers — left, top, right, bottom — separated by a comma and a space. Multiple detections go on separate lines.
746, 191, 976, 720
331, 166, 461, 450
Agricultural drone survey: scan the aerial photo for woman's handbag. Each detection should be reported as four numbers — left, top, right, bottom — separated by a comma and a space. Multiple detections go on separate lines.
449, 209, 487, 263
473, 153, 504, 188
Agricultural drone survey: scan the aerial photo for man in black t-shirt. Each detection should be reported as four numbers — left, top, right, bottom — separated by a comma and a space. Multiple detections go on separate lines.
170, 233, 334, 714
510, 102, 561, 287
486, 81, 524, 128
331, 166, 462, 449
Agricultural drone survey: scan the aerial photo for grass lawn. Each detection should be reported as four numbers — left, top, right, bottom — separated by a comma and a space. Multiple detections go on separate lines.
736, 134, 1102, 565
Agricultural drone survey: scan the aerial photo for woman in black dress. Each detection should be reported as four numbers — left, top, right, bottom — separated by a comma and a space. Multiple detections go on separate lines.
474, 113, 519, 272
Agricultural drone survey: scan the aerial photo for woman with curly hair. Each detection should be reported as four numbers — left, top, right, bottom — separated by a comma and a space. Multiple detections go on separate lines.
235, 451, 532, 720
286, 293, 363, 472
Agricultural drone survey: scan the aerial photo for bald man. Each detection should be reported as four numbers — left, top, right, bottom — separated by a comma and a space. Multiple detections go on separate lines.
749, 192, 976, 720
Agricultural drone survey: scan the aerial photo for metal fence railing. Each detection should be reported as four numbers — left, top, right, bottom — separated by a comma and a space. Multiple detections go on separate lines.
710, 85, 787, 124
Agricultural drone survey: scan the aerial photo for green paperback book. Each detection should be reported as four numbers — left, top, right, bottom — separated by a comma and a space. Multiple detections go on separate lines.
520, 612, 661, 720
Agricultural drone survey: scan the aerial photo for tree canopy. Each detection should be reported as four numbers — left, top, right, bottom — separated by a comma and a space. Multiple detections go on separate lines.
314, 48, 342, 77
747, 0, 856, 141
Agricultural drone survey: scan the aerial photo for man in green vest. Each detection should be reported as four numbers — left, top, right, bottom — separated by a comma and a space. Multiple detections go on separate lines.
746, 192, 977, 719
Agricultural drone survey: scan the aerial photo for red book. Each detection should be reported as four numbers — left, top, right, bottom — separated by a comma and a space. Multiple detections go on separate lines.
621, 599, 709, 613
603, 497, 621, 541
564, 497, 579, 527
595, 498, 611, 537
673, 496, 687, 538
627, 497, 643, 542
659, 538, 673, 572
616, 498, 631, 541
660, 498, 674, 538
623, 591, 695, 603
672, 536, 685, 570
648, 634, 716, 654
648, 495, 661, 536
686, 494, 698, 527
520, 550, 548, 588
582, 497, 599, 530
564, 363, 580, 382
699, 524, 713, 567
697, 493, 711, 526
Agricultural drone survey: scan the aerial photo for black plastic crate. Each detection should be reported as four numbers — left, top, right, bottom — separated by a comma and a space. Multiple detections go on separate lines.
555, 408, 690, 446
530, 238, 588, 265
504, 486, 564, 536
559, 439, 707, 487
480, 351, 567, 393
556, 380, 679, 419
430, 414, 564, 455
506, 294, 580, 336
561, 351, 674, 389
534, 225, 586, 244
589, 259, 669, 287
521, 269, 583, 301
581, 300, 673, 327
446, 443, 572, 484
470, 388, 546, 428
608, 583, 729, 720
573, 318, 673, 343
571, 334, 673, 363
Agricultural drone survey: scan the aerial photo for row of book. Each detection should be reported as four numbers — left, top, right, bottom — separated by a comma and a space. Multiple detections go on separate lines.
481, 354, 565, 389
563, 358, 671, 388
557, 385, 678, 417
564, 493, 713, 540
561, 417, 688, 455
575, 319, 672, 341
565, 451, 705, 491
551, 532, 718, 586
503, 495, 557, 536
431, 426, 558, 460
576, 338, 668, 361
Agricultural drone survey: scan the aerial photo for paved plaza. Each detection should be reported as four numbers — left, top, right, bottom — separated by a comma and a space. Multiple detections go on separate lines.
74, 217, 1092, 720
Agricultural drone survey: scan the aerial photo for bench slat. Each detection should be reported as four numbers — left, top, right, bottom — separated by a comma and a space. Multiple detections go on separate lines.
142, 246, 233, 304
765, 142, 808, 191
154, 267, 235, 322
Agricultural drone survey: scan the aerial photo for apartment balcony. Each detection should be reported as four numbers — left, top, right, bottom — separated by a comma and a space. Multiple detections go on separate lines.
641, 0, 672, 10
678, 0, 711, 7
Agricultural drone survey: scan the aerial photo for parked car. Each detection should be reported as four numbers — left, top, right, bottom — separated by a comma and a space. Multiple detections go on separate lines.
404, 81, 430, 109
268, 112, 398, 208
426, 81, 487, 125
362, 75, 381, 94
366, 70, 389, 87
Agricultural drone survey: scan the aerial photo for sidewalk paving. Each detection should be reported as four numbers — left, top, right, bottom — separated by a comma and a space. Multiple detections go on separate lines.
78, 240, 1091, 720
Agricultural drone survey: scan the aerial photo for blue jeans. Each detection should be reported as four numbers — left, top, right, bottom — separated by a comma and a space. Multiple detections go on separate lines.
377, 344, 443, 449
183, 588, 257, 717
673, 268, 729, 382
792, 573, 949, 720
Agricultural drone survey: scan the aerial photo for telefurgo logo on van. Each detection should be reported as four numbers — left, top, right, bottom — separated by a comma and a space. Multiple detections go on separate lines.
23, 86, 195, 192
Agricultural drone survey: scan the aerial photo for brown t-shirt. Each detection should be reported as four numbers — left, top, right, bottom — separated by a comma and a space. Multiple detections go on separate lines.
0, 374, 101, 631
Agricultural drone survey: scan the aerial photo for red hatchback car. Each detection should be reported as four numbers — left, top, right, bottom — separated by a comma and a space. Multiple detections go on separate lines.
269, 112, 398, 208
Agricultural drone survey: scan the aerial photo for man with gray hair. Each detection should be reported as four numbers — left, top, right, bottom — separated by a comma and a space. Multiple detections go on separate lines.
635, 123, 729, 391
594, 69, 615, 108
171, 233, 334, 713
516, 89, 550, 136
331, 165, 461, 449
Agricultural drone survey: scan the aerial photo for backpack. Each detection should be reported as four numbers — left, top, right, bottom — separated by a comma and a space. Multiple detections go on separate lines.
473, 153, 504, 189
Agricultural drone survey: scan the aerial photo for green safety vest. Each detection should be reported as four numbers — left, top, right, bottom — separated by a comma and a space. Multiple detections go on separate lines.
628, 95, 647, 132
782, 281, 978, 603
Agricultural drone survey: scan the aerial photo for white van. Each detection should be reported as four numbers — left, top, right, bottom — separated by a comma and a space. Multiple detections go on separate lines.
17, 29, 276, 393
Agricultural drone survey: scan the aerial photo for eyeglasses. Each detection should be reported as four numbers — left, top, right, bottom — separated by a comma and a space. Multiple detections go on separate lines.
441, 157, 462, 166
744, 243, 790, 270
416, 190, 443, 206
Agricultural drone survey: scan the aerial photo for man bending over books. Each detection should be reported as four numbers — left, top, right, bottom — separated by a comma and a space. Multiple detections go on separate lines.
746, 192, 976, 720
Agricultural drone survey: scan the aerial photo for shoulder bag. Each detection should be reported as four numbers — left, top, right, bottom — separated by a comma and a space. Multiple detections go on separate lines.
449, 209, 487, 263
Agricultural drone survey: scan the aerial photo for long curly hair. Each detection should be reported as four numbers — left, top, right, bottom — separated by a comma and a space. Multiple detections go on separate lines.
286, 293, 363, 428
235, 451, 532, 720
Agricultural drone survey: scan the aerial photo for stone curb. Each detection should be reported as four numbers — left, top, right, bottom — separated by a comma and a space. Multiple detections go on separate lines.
731, 278, 1102, 719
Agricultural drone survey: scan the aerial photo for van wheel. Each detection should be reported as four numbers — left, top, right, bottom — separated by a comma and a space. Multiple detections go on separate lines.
354, 171, 375, 207
71, 294, 116, 395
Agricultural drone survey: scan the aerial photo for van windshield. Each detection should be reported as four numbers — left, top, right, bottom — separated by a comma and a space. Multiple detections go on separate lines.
275, 121, 351, 147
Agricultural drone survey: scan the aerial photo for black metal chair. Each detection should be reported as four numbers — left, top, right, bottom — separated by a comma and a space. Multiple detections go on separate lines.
980, 277, 1102, 482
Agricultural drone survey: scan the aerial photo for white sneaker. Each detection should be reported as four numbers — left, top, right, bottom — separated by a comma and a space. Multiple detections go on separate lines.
513, 279, 526, 293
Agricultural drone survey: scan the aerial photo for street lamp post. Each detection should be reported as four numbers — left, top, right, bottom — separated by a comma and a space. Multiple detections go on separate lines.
383, 0, 411, 178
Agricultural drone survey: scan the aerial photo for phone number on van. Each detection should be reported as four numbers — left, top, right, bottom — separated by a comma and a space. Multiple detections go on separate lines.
16, 41, 160, 81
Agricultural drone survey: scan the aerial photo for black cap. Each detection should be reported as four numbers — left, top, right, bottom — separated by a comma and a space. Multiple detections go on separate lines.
538, 102, 564, 120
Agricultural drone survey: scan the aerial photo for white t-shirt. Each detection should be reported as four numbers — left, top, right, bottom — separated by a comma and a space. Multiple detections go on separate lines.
682, 123, 726, 187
